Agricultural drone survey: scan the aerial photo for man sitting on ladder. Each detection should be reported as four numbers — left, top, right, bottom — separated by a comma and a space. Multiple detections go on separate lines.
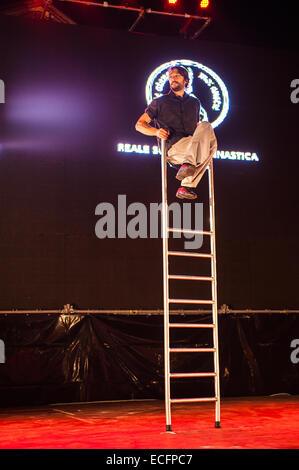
135, 65, 218, 200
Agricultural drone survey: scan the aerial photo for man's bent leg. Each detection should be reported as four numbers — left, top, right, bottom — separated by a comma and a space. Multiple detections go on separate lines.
167, 136, 194, 166
181, 122, 217, 188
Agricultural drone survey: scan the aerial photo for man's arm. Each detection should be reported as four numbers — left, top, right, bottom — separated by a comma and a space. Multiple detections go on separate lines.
135, 113, 169, 140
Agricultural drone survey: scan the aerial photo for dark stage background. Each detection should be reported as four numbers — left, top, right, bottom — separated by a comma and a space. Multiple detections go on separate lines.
0, 14, 298, 311
0, 14, 299, 407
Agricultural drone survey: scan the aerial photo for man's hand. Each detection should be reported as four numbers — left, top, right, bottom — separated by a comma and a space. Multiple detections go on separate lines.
135, 113, 170, 140
157, 128, 170, 140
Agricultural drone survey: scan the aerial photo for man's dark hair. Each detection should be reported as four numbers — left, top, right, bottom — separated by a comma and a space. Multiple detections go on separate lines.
168, 65, 189, 85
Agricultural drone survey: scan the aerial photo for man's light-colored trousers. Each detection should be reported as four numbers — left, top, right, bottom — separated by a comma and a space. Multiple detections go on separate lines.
167, 122, 217, 188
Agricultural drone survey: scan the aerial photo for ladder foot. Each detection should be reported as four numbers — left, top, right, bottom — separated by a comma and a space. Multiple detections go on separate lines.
166, 424, 173, 432
215, 421, 221, 428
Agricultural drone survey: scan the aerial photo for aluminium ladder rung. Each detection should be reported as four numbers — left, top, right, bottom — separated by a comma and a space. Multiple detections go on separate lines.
168, 251, 213, 258
170, 348, 216, 353
169, 323, 215, 328
169, 299, 215, 304
170, 372, 216, 378
168, 274, 213, 281
170, 397, 217, 404
168, 227, 213, 236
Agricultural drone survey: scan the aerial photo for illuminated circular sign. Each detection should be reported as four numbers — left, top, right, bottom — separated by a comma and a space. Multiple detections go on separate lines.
145, 59, 229, 129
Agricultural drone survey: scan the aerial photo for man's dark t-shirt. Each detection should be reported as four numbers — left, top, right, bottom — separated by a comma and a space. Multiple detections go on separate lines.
145, 90, 201, 153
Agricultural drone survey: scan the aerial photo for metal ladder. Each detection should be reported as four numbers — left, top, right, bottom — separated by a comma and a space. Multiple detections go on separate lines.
160, 139, 221, 432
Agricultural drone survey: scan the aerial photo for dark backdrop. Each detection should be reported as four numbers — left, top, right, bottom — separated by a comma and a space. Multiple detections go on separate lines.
0, 14, 298, 310
1, 312, 299, 406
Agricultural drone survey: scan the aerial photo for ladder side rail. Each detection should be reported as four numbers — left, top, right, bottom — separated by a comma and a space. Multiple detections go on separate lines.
208, 160, 221, 428
161, 139, 172, 432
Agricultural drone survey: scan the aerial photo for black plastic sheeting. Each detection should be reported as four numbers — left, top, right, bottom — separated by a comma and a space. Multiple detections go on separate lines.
0, 313, 299, 407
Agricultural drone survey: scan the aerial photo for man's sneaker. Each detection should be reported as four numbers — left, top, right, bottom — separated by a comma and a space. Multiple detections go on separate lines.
175, 163, 196, 181
176, 186, 197, 200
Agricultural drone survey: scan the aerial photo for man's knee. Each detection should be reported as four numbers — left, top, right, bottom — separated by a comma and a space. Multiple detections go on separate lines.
193, 121, 211, 135
192, 122, 213, 140
198, 121, 212, 130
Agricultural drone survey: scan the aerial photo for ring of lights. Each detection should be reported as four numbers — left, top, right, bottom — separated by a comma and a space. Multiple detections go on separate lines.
145, 59, 229, 129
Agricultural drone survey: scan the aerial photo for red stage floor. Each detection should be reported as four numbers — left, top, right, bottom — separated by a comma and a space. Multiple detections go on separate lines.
0, 395, 298, 449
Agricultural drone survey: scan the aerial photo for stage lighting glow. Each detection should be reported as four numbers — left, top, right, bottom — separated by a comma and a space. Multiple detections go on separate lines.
168, 0, 178, 4
6, 87, 92, 128
200, 0, 209, 7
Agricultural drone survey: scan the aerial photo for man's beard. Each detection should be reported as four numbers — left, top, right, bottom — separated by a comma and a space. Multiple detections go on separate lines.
171, 83, 183, 92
